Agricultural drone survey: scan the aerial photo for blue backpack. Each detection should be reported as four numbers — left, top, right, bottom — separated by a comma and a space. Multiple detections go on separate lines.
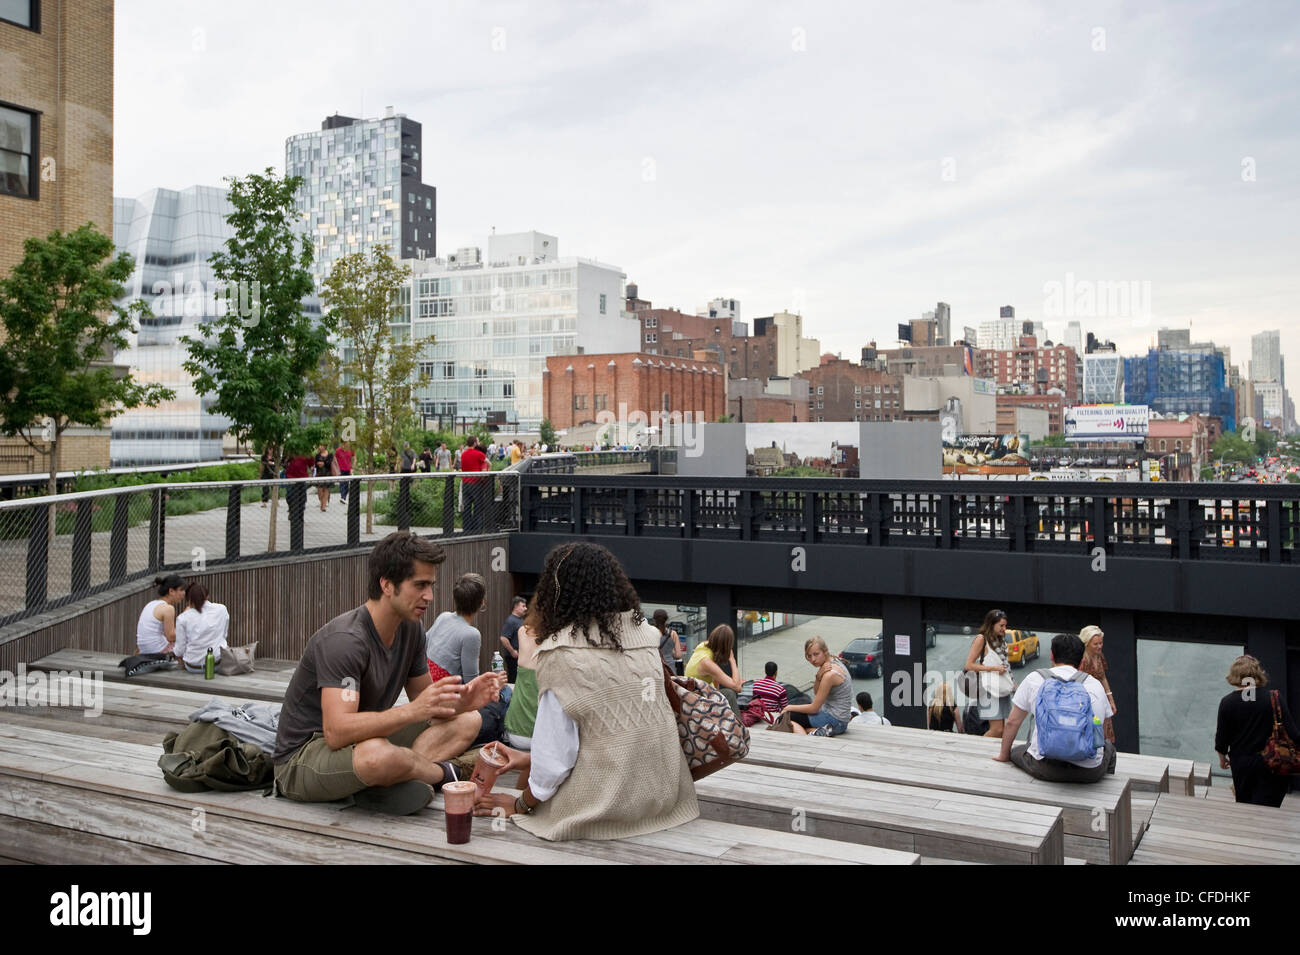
1035, 670, 1096, 762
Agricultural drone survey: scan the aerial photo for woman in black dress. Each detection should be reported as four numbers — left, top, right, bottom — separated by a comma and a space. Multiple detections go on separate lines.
1214, 655, 1300, 807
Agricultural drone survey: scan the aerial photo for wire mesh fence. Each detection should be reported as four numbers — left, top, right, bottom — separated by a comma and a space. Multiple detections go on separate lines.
0, 471, 520, 627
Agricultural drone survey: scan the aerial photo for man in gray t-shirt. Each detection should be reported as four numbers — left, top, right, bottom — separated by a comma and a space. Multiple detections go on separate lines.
425, 572, 486, 681
272, 534, 504, 808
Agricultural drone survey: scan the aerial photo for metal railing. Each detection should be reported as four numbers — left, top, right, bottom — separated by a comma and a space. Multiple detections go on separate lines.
0, 470, 520, 628
520, 475, 1300, 562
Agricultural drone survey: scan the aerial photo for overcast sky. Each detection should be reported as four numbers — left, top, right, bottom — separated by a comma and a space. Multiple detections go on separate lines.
115, 1, 1300, 373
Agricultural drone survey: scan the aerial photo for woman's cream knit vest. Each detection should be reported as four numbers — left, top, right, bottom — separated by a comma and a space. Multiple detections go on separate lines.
513, 611, 699, 841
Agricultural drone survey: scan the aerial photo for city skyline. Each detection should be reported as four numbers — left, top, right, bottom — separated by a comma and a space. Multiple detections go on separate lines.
114, 1, 1298, 388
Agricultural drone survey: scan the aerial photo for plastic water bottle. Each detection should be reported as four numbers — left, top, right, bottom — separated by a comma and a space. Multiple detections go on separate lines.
204, 648, 215, 680
492, 652, 504, 675
1092, 715, 1104, 748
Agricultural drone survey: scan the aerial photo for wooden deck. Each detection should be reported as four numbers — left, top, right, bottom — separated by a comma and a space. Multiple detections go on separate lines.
4, 649, 1296, 866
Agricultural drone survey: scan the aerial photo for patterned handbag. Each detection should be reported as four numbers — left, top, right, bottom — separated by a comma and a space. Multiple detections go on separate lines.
661, 663, 750, 780
1262, 690, 1300, 775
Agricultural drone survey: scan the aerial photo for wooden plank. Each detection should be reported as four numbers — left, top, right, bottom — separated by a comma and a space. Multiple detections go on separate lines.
0, 723, 904, 866
0, 774, 434, 866
0, 815, 225, 865
695, 763, 1063, 865
29, 648, 292, 703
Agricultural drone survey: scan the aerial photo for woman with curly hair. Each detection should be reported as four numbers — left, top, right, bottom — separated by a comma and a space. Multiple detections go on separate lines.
472, 542, 699, 840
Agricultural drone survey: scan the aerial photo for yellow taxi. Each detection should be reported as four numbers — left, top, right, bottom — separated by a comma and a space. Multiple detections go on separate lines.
1005, 629, 1040, 668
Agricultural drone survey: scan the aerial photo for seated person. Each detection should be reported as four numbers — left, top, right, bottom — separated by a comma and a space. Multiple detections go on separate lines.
994, 633, 1116, 782
928, 682, 964, 733
781, 637, 852, 737
848, 691, 891, 728
684, 625, 745, 711
173, 582, 230, 673
745, 661, 788, 725
272, 533, 504, 815
137, 574, 185, 656
425, 573, 486, 681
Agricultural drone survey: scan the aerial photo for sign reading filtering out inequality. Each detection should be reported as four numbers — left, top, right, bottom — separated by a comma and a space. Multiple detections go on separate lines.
1063, 405, 1149, 442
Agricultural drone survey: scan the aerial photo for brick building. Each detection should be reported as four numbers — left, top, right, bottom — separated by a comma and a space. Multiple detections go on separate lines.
543, 353, 725, 430
996, 393, 1066, 434
728, 377, 809, 422
1, 0, 116, 474
976, 336, 1081, 401
803, 357, 904, 423
1146, 415, 1213, 480
867, 342, 972, 378
626, 285, 781, 381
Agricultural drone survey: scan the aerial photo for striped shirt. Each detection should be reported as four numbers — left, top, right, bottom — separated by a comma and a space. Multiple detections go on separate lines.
751, 677, 788, 714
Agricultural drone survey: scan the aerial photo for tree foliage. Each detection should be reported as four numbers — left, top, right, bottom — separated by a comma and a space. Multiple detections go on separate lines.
181, 168, 334, 549
0, 224, 175, 502
319, 246, 419, 532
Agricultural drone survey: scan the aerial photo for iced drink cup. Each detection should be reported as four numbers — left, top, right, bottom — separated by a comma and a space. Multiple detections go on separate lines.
470, 741, 509, 798
442, 781, 477, 845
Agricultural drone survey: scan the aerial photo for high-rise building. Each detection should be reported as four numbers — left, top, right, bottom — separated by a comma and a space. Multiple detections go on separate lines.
404, 231, 639, 428
1157, 327, 1191, 350
111, 186, 237, 465
752, 311, 820, 378
1, 0, 117, 474
1082, 352, 1124, 404
1124, 346, 1236, 431
285, 110, 437, 291
977, 309, 1020, 351
1251, 330, 1282, 385
1063, 321, 1083, 356
934, 302, 951, 347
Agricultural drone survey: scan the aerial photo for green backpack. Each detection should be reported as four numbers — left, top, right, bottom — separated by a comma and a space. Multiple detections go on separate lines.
158, 721, 274, 792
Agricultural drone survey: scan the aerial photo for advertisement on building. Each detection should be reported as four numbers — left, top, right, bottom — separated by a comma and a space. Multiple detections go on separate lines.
1064, 404, 1149, 442
942, 434, 1030, 475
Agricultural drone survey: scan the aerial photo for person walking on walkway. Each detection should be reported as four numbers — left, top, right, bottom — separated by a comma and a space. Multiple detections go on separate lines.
1215, 655, 1300, 807
335, 441, 354, 503
964, 609, 1014, 738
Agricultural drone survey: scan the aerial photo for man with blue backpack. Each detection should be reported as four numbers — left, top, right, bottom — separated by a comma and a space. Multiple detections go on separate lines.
993, 633, 1117, 782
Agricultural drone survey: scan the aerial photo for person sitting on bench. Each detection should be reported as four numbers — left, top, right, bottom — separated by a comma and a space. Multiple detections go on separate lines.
173, 582, 230, 673
994, 633, 1116, 782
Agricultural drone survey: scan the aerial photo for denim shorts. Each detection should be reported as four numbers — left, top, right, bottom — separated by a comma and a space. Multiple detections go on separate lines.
807, 711, 849, 736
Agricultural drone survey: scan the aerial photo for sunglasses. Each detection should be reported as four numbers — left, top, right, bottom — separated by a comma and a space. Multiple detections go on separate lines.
990, 610, 1007, 620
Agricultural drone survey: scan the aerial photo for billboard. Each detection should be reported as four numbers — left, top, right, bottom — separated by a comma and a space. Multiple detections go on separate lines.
942, 434, 1029, 475
1063, 404, 1149, 442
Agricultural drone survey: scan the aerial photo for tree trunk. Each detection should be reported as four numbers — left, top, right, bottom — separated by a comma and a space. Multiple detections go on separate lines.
46, 426, 61, 545
267, 452, 281, 552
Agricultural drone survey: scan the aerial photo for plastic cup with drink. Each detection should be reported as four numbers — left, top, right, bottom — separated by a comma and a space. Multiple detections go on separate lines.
442, 781, 478, 844
470, 741, 509, 798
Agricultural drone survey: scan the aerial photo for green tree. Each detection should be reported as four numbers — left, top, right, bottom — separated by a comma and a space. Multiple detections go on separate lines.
319, 247, 419, 534
0, 225, 175, 515
182, 169, 333, 551
539, 418, 557, 449
1030, 433, 1068, 447
1212, 430, 1257, 464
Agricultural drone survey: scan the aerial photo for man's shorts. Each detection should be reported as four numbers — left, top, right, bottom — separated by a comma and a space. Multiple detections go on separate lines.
274, 722, 428, 803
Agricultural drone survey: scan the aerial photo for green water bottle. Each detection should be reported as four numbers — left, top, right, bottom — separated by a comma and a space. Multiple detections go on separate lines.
1092, 715, 1104, 748
204, 648, 215, 680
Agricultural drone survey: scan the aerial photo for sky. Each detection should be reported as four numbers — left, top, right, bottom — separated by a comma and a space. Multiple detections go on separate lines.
115, 0, 1300, 375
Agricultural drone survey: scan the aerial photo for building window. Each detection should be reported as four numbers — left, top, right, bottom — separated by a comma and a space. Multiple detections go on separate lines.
817, 400, 823, 409
1159, 440, 1166, 451
574, 395, 587, 411
595, 394, 607, 412
816, 386, 824, 395
0, 1, 36, 29
854, 400, 861, 409
599, 293, 607, 314
0, 102, 38, 199
503, 381, 514, 398
440, 361, 455, 378
645, 316, 657, 328
645, 332, 657, 343
854, 385, 861, 394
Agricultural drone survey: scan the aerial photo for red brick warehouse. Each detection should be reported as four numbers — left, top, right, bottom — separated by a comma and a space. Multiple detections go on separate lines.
543, 353, 726, 430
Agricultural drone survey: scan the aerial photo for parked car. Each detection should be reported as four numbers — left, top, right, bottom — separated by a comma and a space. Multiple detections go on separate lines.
1005, 629, 1040, 667
839, 635, 884, 678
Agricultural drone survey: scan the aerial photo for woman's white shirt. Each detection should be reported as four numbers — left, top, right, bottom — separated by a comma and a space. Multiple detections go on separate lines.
526, 690, 579, 801
174, 602, 230, 668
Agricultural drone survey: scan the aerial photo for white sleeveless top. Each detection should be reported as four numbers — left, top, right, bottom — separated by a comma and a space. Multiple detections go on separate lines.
136, 599, 170, 653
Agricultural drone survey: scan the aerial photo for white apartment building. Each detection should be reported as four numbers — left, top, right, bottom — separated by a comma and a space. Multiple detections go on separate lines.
403, 232, 639, 428
977, 315, 1021, 351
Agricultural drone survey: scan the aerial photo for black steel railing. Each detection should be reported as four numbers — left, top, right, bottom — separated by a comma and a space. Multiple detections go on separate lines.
0, 471, 520, 629
519, 475, 1300, 562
